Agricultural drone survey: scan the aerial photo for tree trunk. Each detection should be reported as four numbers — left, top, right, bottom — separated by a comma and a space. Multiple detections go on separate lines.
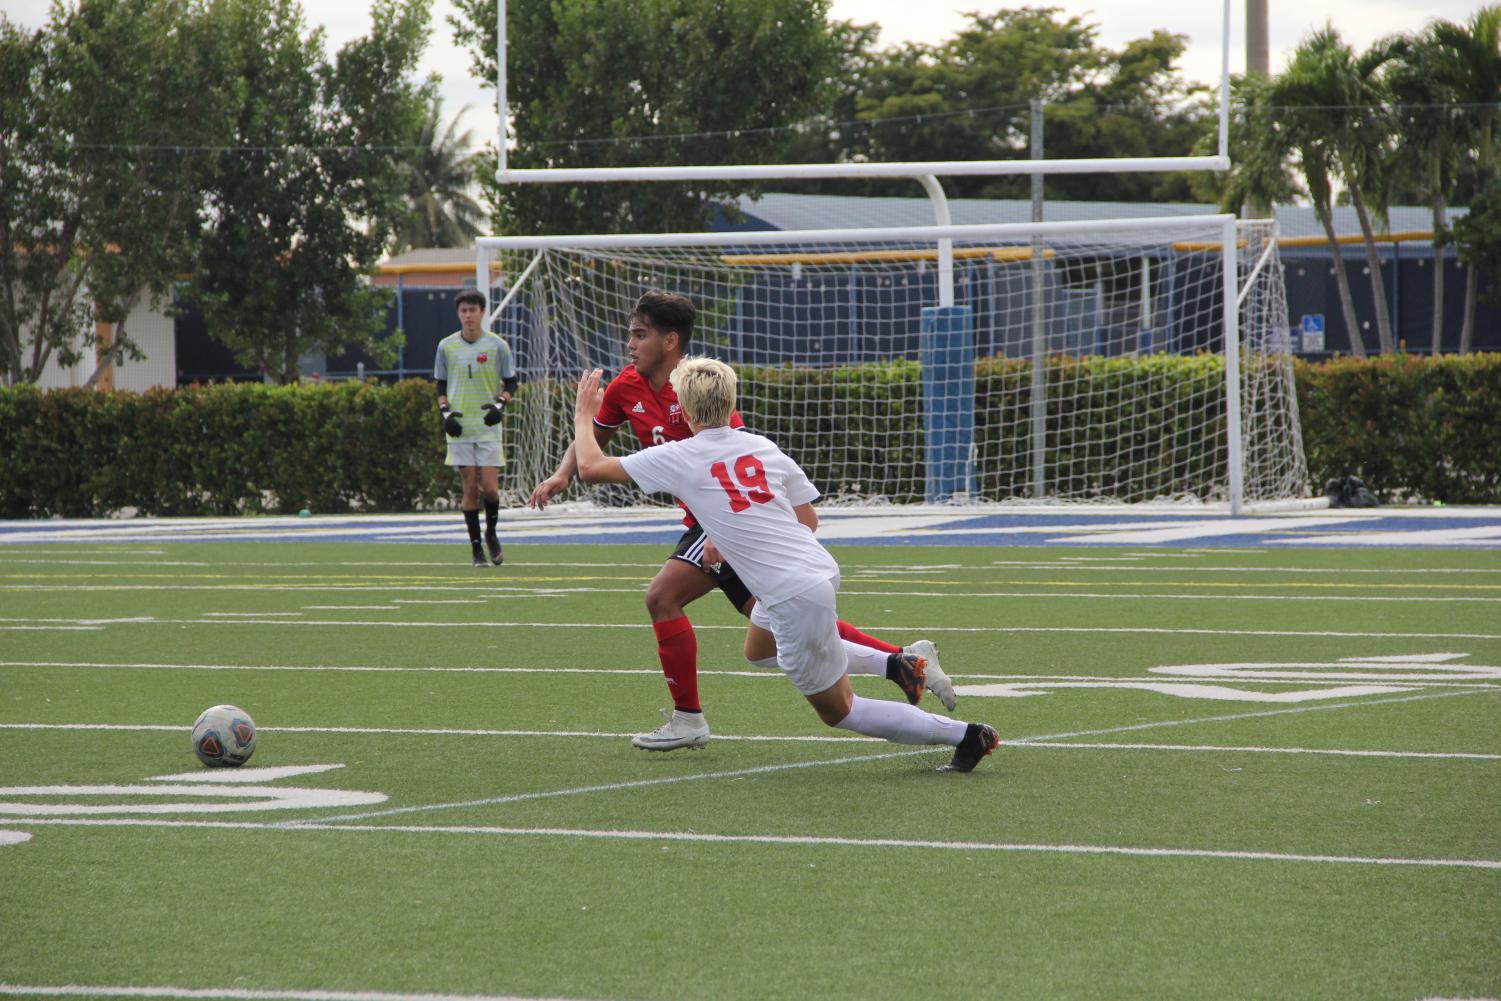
1317, 203, 1367, 358
1348, 182, 1395, 354
1430, 171, 1447, 356
1461, 265, 1477, 354
83, 291, 141, 390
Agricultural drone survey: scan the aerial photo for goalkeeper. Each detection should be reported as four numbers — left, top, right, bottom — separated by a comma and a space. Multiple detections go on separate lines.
434, 289, 518, 567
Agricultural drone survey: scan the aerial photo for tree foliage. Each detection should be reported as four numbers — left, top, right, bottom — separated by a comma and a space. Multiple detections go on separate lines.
1, 0, 435, 388
0, 1, 230, 387
185, 0, 431, 383
396, 96, 487, 250
450, 0, 842, 235
777, 7, 1215, 200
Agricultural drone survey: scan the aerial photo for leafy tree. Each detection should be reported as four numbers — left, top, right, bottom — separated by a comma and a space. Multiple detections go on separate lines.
396, 96, 487, 249
53, 0, 235, 387
1192, 73, 1301, 217
1431, 6, 1501, 353
1381, 29, 1467, 354
829, 8, 1213, 200
0, 1, 229, 387
773, 18, 883, 189
1451, 179, 1501, 310
186, 0, 431, 383
0, 18, 80, 386
449, 0, 842, 235
1265, 28, 1393, 357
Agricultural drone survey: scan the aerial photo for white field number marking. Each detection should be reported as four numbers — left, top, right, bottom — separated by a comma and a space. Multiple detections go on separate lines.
957, 652, 1501, 702
0, 763, 384, 817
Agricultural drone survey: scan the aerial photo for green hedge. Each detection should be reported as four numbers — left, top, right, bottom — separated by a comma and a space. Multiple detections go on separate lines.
1295, 353, 1501, 504
3, 353, 1498, 517
0, 380, 454, 518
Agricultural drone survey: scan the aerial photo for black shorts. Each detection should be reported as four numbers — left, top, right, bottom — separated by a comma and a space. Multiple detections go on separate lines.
671, 524, 754, 612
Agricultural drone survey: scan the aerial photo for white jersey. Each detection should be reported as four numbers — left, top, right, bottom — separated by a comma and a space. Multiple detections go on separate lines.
619, 425, 837, 605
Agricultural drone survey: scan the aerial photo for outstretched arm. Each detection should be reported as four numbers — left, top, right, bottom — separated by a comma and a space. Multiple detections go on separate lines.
573, 368, 632, 485
528, 423, 618, 508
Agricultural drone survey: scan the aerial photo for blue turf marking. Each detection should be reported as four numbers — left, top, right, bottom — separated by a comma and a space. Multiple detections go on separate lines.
4, 508, 1501, 549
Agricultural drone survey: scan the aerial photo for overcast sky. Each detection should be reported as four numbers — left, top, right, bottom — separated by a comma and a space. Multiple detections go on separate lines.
5, 0, 1486, 153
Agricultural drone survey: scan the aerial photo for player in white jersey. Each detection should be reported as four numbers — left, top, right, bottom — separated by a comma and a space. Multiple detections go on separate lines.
571, 358, 998, 772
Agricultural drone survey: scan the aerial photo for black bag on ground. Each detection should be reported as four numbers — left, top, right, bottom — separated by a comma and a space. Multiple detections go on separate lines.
1324, 475, 1380, 508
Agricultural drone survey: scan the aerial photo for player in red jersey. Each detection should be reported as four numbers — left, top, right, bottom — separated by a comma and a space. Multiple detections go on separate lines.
527, 290, 956, 751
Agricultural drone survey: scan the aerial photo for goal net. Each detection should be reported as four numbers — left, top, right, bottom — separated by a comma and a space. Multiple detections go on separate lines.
480, 216, 1307, 509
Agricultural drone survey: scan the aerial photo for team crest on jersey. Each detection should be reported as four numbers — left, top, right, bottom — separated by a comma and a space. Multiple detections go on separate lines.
477, 352, 488, 363
667, 403, 682, 426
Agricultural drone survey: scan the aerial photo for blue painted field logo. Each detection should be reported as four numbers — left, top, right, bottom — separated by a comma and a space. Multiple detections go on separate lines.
0, 763, 385, 827
955, 652, 1501, 703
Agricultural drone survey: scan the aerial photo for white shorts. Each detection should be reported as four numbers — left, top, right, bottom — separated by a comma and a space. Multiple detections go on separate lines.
446, 440, 504, 467
750, 574, 844, 696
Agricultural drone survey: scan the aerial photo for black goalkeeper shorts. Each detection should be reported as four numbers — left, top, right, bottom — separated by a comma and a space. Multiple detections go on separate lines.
670, 523, 754, 613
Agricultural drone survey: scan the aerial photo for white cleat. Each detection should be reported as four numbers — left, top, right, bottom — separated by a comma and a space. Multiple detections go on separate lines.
905, 639, 956, 711
631, 708, 711, 751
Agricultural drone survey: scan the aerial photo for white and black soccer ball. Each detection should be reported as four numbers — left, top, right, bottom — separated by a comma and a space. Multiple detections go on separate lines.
192, 704, 257, 767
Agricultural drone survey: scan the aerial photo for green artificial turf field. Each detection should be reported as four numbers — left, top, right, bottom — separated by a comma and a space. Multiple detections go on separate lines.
1, 541, 1498, 1001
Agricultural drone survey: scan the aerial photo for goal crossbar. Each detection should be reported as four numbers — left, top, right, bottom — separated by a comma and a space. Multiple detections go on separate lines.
495, 156, 1230, 185
476, 215, 1237, 253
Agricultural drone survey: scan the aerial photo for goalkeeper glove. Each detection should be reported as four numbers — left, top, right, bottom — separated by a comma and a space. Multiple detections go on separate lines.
482, 398, 507, 426
441, 405, 463, 437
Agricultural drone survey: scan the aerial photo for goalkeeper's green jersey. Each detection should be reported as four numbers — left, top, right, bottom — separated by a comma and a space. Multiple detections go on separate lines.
434, 330, 516, 443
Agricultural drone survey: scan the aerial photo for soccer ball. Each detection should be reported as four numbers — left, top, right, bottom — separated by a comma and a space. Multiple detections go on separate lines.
192, 704, 257, 767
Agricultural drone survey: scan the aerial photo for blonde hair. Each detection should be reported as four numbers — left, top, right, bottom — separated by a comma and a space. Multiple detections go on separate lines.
669, 357, 737, 428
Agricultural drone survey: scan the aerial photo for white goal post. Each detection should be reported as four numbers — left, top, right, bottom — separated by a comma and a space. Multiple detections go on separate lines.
476, 216, 1307, 513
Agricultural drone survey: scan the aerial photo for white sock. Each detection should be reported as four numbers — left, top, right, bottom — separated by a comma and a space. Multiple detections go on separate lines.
833, 695, 967, 746
843, 640, 887, 677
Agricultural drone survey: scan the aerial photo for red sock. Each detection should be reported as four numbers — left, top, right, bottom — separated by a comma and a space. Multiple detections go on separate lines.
836, 620, 901, 655
652, 616, 701, 712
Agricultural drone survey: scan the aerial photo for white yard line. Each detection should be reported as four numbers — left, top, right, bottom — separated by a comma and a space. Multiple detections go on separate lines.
3, 818, 1496, 871
8, 619, 1501, 642
5, 721, 1496, 760
1012, 688, 1495, 743
1016, 741, 1501, 760
10, 660, 1499, 689
280, 747, 942, 825
0, 984, 604, 1001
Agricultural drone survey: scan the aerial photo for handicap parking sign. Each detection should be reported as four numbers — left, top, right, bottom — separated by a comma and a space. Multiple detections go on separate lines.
1299, 314, 1325, 352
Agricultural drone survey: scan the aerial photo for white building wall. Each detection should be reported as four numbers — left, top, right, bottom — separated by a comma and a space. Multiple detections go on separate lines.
30, 294, 176, 391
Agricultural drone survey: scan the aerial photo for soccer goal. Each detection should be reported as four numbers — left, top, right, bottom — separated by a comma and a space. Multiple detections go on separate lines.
479, 215, 1306, 512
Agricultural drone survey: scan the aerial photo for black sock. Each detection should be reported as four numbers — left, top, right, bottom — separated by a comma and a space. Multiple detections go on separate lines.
484, 498, 499, 538
463, 508, 481, 544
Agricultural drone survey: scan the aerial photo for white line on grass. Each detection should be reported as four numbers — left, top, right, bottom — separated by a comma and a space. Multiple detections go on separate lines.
1012, 687, 1497, 743
9, 586, 1501, 603
279, 747, 943, 825
4, 818, 1497, 871
0, 984, 604, 1001
1018, 741, 1501, 760
15, 660, 1500, 689
3, 721, 1498, 760
9, 718, 1501, 766
11, 616, 1501, 640
290, 689, 1501, 826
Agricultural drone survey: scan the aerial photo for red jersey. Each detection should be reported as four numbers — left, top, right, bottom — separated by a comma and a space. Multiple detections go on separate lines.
594, 364, 744, 525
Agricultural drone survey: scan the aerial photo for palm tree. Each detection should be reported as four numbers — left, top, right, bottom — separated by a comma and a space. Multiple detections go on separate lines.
398, 98, 487, 250
1201, 73, 1302, 219
1381, 29, 1465, 354
1267, 28, 1378, 357
1431, 6, 1501, 353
